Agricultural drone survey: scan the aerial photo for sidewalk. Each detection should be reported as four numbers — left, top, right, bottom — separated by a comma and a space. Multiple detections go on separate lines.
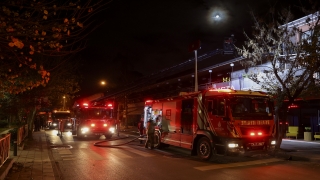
0, 126, 138, 180
276, 138, 320, 162
1, 130, 56, 180
1, 129, 320, 180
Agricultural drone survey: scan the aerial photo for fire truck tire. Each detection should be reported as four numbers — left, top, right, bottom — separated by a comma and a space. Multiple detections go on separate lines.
77, 129, 83, 139
154, 131, 162, 149
197, 137, 212, 160
104, 134, 112, 139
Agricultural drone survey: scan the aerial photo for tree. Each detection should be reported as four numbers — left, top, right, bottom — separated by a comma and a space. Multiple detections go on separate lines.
237, 5, 320, 148
0, 0, 112, 95
0, 55, 81, 137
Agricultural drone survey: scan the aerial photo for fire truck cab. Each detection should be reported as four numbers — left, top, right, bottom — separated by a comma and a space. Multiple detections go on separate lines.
72, 101, 117, 139
144, 89, 277, 160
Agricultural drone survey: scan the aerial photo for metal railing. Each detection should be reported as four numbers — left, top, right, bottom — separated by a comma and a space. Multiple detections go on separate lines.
17, 124, 28, 146
0, 133, 11, 168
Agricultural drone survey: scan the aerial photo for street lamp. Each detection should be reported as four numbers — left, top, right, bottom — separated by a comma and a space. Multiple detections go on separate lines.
101, 81, 106, 86
63, 96, 66, 110
208, 70, 212, 83
230, 63, 234, 87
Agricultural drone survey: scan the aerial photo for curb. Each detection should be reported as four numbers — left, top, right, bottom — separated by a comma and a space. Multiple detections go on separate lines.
0, 158, 15, 180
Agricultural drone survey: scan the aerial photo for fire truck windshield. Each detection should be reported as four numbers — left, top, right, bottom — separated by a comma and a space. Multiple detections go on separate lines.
52, 113, 70, 119
229, 96, 273, 120
80, 108, 113, 119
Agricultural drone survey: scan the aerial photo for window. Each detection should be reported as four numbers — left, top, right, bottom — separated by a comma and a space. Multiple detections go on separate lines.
208, 97, 225, 116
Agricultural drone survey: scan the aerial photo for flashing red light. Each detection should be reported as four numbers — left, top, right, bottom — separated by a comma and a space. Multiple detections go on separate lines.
279, 122, 283, 124
288, 104, 298, 109
250, 131, 263, 136
107, 103, 113, 107
285, 122, 288, 125
91, 123, 95, 127
103, 124, 107, 127
83, 103, 89, 107
145, 100, 153, 105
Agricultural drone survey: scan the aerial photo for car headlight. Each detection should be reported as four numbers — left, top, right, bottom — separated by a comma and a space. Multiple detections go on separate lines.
81, 127, 89, 133
109, 127, 115, 133
228, 143, 239, 148
271, 140, 276, 145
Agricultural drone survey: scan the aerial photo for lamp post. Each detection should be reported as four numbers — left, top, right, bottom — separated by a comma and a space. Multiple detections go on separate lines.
230, 63, 234, 87
63, 96, 66, 110
208, 70, 212, 83
188, 40, 201, 92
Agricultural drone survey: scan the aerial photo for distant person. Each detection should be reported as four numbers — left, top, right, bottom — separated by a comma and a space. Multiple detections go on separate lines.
137, 118, 145, 144
34, 116, 40, 131
41, 116, 46, 129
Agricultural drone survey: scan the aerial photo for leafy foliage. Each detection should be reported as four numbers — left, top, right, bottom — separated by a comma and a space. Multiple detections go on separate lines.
0, 0, 112, 95
237, 6, 320, 108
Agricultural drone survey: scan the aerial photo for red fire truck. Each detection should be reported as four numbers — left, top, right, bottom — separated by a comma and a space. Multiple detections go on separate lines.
72, 100, 117, 139
144, 89, 277, 160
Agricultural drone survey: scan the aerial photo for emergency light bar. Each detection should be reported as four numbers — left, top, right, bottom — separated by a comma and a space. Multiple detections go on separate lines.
145, 100, 153, 105
208, 88, 235, 93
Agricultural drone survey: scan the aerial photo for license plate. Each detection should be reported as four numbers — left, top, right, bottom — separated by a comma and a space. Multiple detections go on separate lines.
249, 142, 264, 146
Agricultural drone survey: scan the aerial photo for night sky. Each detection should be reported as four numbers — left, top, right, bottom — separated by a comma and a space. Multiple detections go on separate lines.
77, 0, 306, 96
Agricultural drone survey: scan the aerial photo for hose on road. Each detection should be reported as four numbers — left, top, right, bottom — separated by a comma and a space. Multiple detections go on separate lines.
93, 135, 146, 147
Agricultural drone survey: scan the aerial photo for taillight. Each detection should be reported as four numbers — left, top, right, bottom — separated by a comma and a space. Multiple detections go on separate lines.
250, 131, 263, 136
91, 123, 95, 127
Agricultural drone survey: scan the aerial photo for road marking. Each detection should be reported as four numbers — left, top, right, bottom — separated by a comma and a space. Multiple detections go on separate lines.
58, 149, 72, 155
121, 146, 155, 157
61, 155, 76, 161
80, 148, 105, 160
194, 158, 283, 171
110, 149, 133, 158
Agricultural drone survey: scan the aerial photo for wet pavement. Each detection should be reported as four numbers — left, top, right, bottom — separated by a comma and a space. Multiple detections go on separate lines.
1, 128, 320, 180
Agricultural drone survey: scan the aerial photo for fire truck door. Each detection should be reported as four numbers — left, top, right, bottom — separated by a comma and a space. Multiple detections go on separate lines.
180, 99, 194, 149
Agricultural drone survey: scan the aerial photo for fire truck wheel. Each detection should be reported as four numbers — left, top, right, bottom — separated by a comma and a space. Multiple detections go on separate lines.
104, 134, 112, 139
77, 129, 83, 139
197, 137, 212, 160
154, 131, 162, 149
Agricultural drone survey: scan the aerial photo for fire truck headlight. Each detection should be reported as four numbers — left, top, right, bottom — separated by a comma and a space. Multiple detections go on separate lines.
81, 127, 89, 133
271, 140, 276, 145
53, 123, 57, 126
228, 143, 239, 148
109, 127, 115, 133
67, 123, 72, 126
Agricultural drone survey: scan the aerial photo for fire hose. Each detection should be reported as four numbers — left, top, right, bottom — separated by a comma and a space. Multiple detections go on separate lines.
93, 135, 146, 147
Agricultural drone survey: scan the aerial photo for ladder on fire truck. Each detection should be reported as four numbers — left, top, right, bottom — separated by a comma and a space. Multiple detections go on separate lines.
196, 93, 217, 136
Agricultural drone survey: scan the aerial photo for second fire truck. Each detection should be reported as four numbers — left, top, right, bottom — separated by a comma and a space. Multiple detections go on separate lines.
72, 100, 117, 139
144, 89, 277, 160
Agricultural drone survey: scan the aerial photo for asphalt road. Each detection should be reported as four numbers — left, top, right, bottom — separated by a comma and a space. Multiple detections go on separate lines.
44, 129, 320, 180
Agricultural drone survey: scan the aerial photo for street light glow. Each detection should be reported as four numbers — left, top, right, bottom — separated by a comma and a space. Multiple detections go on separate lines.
101, 81, 106, 85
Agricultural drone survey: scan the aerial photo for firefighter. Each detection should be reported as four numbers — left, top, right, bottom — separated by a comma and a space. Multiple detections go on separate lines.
145, 118, 158, 149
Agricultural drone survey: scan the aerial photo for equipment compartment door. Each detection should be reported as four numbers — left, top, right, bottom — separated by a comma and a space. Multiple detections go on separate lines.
180, 99, 194, 149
